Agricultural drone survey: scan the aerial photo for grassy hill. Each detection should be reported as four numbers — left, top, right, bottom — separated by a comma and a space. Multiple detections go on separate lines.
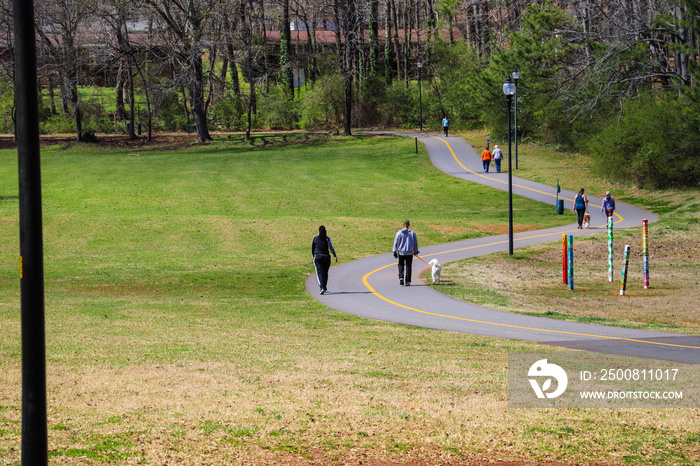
0, 133, 697, 465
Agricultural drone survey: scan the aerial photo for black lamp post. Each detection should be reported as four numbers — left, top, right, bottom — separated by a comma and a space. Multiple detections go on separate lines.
14, 0, 48, 461
418, 60, 423, 131
512, 69, 519, 169
503, 76, 516, 256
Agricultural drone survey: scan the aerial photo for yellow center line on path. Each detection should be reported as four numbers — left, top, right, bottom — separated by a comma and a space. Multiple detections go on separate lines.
361, 136, 700, 351
428, 134, 625, 225
363, 270, 700, 350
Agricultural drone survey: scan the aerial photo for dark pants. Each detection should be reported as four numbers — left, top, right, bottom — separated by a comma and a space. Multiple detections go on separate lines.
314, 254, 331, 291
494, 158, 502, 172
398, 255, 413, 284
443, 126, 449, 136
483, 160, 491, 172
576, 208, 586, 227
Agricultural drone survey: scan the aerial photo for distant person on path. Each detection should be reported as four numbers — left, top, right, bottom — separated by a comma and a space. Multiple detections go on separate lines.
492, 145, 503, 172
573, 187, 589, 229
312, 225, 337, 295
601, 191, 616, 219
481, 147, 492, 173
442, 117, 450, 137
392, 219, 419, 286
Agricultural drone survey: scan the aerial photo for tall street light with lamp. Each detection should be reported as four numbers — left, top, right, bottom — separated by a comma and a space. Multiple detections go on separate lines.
418, 60, 423, 131
503, 76, 516, 256
512, 69, 519, 169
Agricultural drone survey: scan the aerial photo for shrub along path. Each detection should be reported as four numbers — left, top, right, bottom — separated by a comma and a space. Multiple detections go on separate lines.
306, 132, 700, 364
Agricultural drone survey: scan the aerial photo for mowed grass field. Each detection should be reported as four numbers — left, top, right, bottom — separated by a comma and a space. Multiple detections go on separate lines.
0, 134, 698, 465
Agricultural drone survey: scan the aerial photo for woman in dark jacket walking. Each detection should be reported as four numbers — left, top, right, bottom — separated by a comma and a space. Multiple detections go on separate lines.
312, 225, 337, 295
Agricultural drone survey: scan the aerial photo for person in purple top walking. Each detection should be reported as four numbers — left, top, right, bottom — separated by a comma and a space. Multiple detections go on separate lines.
601, 191, 616, 219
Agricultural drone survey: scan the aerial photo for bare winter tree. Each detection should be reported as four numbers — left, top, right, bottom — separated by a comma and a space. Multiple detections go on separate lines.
0, 0, 15, 137
95, 0, 138, 140
231, 0, 269, 140
35, 0, 91, 141
554, 0, 698, 117
145, 0, 220, 142
96, 0, 157, 141
337, 0, 362, 135
290, 0, 326, 87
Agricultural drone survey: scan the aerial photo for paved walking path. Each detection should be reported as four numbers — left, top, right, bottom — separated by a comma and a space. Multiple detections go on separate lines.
305, 132, 700, 364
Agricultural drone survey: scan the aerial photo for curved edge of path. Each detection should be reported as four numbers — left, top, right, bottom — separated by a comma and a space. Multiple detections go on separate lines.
305, 131, 700, 364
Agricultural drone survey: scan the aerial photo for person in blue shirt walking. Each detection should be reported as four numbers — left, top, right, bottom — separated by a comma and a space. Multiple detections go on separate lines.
442, 117, 450, 137
573, 187, 589, 229
392, 219, 419, 286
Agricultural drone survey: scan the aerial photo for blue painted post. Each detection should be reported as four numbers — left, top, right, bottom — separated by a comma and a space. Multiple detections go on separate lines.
643, 219, 649, 289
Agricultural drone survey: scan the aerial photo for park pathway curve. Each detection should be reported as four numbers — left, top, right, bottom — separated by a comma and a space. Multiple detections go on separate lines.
305, 132, 700, 364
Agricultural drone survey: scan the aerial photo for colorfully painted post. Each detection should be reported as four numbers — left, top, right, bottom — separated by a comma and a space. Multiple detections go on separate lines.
607, 216, 614, 282
562, 234, 568, 285
620, 245, 630, 296
643, 219, 649, 289
567, 235, 574, 290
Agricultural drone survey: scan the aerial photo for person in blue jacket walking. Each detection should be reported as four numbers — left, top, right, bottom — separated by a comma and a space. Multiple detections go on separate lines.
392, 219, 419, 286
442, 116, 450, 137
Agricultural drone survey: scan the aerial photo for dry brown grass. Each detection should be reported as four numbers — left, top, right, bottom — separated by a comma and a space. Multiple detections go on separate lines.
3, 343, 698, 464
441, 218, 700, 332
3, 348, 699, 465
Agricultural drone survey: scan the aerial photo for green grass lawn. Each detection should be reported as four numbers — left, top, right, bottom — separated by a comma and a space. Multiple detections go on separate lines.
0, 134, 697, 465
0, 135, 566, 365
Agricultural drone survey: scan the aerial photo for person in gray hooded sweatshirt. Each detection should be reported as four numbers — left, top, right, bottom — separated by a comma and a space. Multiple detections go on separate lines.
392, 219, 419, 286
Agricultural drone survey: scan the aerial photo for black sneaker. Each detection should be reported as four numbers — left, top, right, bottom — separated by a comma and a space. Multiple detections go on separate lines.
399, 279, 404, 286
405, 282, 411, 286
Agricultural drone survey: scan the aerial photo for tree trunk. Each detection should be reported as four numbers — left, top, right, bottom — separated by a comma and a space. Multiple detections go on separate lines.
48, 74, 57, 115
229, 59, 240, 96
133, 60, 153, 142
246, 80, 254, 142
342, 0, 357, 136
116, 59, 127, 120
333, 0, 343, 74
384, 0, 393, 84
189, 47, 212, 142
127, 55, 137, 140
75, 104, 83, 142
403, 4, 409, 88
369, 0, 379, 77
281, 0, 294, 97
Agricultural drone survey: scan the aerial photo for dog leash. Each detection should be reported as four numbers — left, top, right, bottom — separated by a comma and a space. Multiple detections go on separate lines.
415, 254, 431, 266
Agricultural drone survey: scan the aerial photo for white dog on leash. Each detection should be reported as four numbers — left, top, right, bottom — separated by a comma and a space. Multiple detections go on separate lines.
428, 259, 442, 284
